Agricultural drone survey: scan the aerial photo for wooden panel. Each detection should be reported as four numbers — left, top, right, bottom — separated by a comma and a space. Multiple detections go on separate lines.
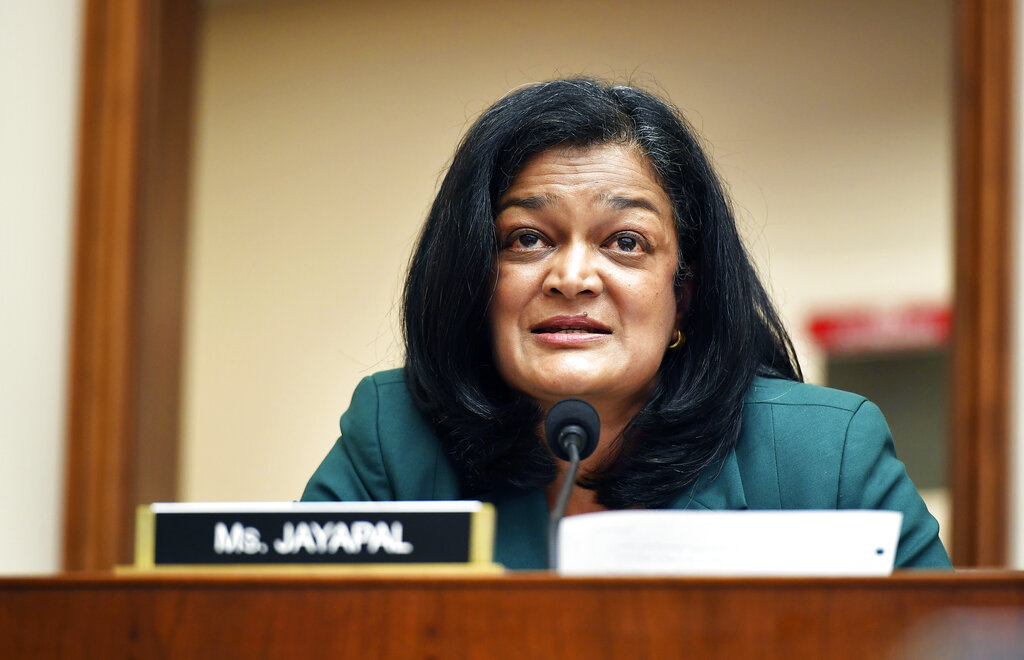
951, 0, 1012, 566
64, 0, 145, 573
63, 0, 197, 571
0, 575, 1022, 658
133, 0, 197, 515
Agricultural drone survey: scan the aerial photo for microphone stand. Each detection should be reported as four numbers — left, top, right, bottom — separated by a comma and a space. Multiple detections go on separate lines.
547, 436, 582, 571
543, 398, 599, 571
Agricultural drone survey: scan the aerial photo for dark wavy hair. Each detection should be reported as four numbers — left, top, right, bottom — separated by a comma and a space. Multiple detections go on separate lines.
402, 78, 801, 508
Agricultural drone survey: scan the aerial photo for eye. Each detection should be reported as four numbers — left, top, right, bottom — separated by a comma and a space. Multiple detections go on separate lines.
604, 232, 647, 253
504, 229, 550, 250
615, 236, 638, 252
517, 233, 542, 248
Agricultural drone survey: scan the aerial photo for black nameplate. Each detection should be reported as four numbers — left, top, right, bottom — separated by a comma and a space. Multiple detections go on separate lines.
134, 502, 494, 567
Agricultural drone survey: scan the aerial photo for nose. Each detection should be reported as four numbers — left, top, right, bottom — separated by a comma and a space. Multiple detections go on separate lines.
543, 242, 603, 298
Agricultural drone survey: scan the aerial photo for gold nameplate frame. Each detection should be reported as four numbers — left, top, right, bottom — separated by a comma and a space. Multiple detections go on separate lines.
129, 501, 500, 574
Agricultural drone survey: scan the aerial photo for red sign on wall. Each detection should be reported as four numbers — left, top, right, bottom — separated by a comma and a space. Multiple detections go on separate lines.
807, 304, 951, 354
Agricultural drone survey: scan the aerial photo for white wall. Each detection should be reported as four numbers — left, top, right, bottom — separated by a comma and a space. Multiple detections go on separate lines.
0, 0, 81, 573
183, 0, 953, 502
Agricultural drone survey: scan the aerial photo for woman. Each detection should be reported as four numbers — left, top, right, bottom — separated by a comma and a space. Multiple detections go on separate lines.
303, 78, 951, 569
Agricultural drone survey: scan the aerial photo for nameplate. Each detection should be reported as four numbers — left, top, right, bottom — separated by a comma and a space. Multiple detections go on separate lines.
133, 501, 496, 570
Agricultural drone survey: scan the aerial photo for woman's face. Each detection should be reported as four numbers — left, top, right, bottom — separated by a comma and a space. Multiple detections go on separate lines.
489, 144, 688, 416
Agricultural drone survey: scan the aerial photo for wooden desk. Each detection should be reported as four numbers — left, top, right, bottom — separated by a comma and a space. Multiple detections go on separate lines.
1, 573, 1022, 658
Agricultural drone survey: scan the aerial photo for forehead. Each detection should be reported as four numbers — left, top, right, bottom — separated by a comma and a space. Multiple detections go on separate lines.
499, 144, 670, 205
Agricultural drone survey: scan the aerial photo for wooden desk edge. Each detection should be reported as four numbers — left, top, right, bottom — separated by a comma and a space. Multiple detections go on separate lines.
1, 570, 1021, 591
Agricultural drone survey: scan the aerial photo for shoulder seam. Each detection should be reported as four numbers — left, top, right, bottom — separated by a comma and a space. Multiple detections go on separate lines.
835, 398, 869, 507
770, 404, 782, 507
746, 400, 863, 413
371, 376, 395, 496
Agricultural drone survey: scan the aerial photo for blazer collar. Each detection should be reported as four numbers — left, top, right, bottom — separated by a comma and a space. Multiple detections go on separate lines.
669, 448, 748, 511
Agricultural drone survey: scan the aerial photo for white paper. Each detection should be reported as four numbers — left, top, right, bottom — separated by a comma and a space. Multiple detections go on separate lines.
557, 510, 902, 577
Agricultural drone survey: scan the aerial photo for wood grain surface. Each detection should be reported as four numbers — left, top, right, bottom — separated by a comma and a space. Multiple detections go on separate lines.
64, 0, 197, 571
1, 574, 1022, 658
952, 0, 1013, 569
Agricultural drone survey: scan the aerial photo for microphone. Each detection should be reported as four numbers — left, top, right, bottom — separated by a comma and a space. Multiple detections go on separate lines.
545, 398, 600, 570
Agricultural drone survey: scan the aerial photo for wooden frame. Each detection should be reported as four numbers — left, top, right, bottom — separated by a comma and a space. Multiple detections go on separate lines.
951, 0, 1013, 567
63, 0, 1013, 569
63, 0, 197, 570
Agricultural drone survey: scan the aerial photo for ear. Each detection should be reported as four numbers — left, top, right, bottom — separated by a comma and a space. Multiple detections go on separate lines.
675, 260, 697, 327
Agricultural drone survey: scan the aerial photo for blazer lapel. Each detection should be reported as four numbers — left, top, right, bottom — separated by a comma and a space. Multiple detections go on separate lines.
669, 449, 748, 511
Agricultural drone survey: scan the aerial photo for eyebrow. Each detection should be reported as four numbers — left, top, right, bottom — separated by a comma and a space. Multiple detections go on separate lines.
496, 193, 662, 215
495, 194, 556, 214
598, 193, 661, 214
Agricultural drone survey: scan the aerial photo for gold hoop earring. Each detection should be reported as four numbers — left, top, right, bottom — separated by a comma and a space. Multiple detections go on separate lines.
668, 329, 685, 349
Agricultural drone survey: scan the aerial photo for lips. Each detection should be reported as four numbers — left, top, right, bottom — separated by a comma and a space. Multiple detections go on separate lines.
530, 315, 612, 335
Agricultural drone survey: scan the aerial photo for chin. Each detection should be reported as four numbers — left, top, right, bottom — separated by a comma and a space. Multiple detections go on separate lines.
498, 353, 649, 407
510, 361, 659, 412
522, 370, 613, 404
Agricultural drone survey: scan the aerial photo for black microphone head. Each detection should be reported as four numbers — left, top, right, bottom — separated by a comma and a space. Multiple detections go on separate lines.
544, 398, 600, 462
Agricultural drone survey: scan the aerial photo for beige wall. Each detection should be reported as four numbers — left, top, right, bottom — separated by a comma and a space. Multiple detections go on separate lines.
182, 0, 953, 502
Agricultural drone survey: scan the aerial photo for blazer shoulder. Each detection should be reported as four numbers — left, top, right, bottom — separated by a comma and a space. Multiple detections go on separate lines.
302, 368, 460, 502
746, 376, 867, 412
367, 368, 407, 387
737, 377, 875, 510
354, 368, 423, 422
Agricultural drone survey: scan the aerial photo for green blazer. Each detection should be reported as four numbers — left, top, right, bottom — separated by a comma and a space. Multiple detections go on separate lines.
302, 369, 951, 570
